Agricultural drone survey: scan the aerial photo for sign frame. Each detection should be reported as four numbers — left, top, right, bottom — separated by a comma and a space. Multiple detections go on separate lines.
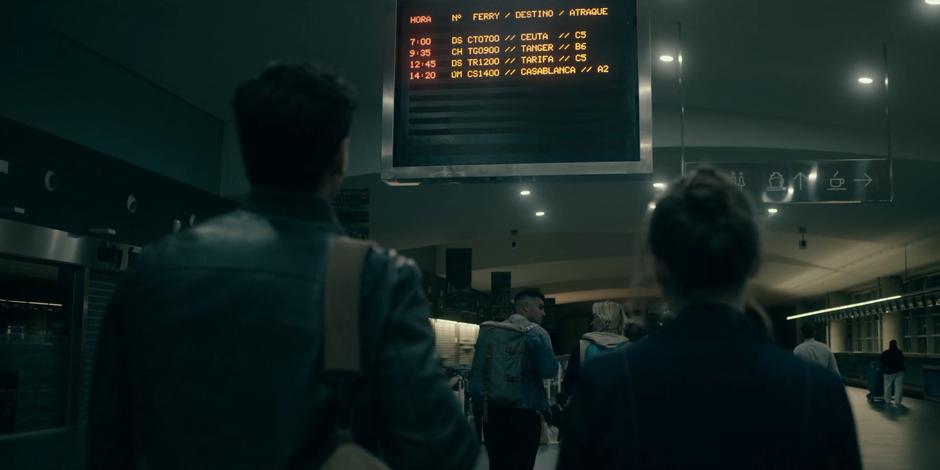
381, 0, 653, 183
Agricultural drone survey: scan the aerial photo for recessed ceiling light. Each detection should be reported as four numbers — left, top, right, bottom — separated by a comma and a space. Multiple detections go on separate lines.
520, 190, 531, 196
648, 202, 657, 211
659, 55, 675, 63
857, 76, 874, 85
652, 182, 667, 190
926, 0, 940, 5
535, 211, 546, 217
767, 208, 779, 215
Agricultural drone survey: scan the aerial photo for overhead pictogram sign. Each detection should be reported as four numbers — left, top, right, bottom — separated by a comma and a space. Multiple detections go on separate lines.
683, 159, 892, 204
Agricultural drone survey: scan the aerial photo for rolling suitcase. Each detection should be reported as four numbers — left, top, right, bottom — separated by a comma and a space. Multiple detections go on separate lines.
866, 361, 884, 402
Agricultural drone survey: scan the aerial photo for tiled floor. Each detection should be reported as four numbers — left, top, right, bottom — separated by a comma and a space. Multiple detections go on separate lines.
847, 386, 940, 470
475, 386, 940, 470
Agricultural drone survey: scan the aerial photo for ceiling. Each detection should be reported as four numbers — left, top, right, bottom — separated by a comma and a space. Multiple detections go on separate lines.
13, 0, 940, 308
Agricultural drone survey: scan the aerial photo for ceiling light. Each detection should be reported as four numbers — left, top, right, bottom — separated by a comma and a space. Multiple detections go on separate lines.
659, 55, 675, 63
535, 211, 546, 217
520, 190, 531, 196
652, 182, 667, 190
857, 76, 874, 85
767, 208, 779, 215
0, 298, 64, 308
926, 0, 940, 5
786, 295, 901, 321
648, 202, 657, 211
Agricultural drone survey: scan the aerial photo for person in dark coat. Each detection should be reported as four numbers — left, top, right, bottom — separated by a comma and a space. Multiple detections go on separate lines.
881, 339, 906, 406
557, 168, 861, 470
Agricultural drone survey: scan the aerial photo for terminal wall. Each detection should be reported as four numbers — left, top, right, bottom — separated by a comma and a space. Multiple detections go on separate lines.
2, 9, 223, 193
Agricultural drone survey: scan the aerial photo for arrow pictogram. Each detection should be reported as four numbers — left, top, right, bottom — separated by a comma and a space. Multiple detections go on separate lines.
792, 172, 809, 191
853, 173, 873, 187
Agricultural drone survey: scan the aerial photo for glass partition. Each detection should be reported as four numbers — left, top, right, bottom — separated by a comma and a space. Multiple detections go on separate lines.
0, 258, 73, 434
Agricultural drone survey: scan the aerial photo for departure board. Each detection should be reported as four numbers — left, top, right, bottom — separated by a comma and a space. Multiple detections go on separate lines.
383, 0, 652, 181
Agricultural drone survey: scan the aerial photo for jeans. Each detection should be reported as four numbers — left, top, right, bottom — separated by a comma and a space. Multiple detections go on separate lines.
884, 372, 904, 405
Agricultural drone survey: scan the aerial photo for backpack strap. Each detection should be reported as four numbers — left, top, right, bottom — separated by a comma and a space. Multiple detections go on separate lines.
323, 237, 372, 377
579, 339, 590, 363
289, 237, 372, 468
323, 237, 372, 446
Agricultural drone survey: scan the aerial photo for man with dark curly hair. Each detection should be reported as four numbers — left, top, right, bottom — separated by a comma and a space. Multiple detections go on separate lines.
88, 62, 479, 470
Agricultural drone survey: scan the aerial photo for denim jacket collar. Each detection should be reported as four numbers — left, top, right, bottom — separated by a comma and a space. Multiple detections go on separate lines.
241, 188, 342, 230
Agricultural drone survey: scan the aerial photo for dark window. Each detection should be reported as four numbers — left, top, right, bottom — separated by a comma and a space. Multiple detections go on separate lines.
0, 258, 72, 434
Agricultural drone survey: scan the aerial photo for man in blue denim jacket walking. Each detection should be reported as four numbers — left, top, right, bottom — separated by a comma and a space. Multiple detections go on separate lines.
482, 289, 558, 470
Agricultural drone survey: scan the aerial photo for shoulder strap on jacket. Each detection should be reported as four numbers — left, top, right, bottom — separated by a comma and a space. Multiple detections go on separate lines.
324, 236, 372, 376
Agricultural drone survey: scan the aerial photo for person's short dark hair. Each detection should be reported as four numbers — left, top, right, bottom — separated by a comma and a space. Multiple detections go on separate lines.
514, 288, 545, 304
233, 62, 358, 191
889, 339, 898, 349
801, 322, 816, 340
648, 168, 760, 296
